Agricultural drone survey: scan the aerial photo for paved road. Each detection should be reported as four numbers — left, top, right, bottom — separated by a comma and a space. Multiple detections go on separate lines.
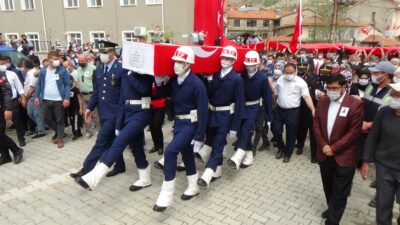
0, 121, 392, 225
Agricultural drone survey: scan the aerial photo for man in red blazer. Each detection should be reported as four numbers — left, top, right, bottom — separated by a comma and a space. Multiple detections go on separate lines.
313, 74, 364, 225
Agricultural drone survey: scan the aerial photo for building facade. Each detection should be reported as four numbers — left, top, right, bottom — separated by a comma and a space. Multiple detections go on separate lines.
0, 0, 194, 51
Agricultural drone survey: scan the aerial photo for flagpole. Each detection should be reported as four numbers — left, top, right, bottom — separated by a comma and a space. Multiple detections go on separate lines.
299, 0, 302, 46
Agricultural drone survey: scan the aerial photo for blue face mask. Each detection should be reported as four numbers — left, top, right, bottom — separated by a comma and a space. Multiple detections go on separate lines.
277, 60, 285, 64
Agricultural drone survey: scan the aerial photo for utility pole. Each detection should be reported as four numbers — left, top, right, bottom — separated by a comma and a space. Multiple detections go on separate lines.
329, 0, 339, 43
313, 12, 317, 42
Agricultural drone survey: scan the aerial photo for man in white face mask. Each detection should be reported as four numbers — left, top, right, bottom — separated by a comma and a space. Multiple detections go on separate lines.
153, 46, 208, 212
228, 50, 272, 170
273, 63, 315, 163
195, 45, 244, 190
313, 74, 364, 225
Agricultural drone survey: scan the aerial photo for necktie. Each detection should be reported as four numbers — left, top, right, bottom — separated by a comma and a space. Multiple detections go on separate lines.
104, 66, 108, 76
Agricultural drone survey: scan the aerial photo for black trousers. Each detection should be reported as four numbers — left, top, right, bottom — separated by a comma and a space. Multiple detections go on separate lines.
0, 108, 19, 159
319, 157, 355, 225
41, 100, 65, 138
68, 113, 83, 137
11, 100, 26, 143
149, 107, 165, 149
376, 163, 400, 225
253, 107, 269, 148
296, 103, 316, 159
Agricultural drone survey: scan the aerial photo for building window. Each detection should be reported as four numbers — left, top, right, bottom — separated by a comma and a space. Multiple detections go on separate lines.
233, 19, 240, 27
263, 20, 269, 27
4, 33, 19, 48
346, 29, 355, 39
122, 31, 138, 42
87, 0, 102, 7
90, 31, 105, 47
66, 32, 83, 46
145, 0, 161, 5
0, 0, 15, 11
120, 0, 136, 6
21, 0, 35, 10
25, 32, 40, 51
64, 0, 79, 8
247, 20, 257, 27
308, 30, 315, 39
320, 32, 328, 39
262, 32, 269, 39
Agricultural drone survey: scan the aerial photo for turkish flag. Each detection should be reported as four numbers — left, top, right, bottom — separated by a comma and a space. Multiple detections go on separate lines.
194, 0, 225, 46
290, 0, 302, 53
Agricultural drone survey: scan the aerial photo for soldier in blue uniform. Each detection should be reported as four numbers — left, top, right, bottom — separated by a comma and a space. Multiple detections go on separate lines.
196, 46, 244, 189
228, 51, 272, 169
74, 45, 154, 191
153, 46, 208, 212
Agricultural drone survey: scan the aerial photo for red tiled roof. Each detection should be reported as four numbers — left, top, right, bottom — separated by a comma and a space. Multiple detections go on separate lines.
227, 9, 277, 20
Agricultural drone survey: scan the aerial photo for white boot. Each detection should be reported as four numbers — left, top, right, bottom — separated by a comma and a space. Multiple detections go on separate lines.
154, 157, 164, 171
153, 179, 175, 212
130, 165, 152, 191
222, 146, 228, 158
76, 162, 110, 190
196, 144, 212, 163
181, 172, 200, 200
197, 168, 214, 189
211, 166, 222, 182
241, 151, 253, 168
228, 148, 246, 170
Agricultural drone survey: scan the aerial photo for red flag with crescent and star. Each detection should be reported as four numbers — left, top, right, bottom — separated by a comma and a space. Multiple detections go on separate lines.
194, 0, 225, 46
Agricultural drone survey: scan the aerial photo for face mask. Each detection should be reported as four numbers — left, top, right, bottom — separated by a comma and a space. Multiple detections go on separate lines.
371, 75, 381, 84
274, 69, 282, 75
318, 55, 324, 59
246, 65, 257, 75
100, 54, 110, 64
393, 77, 400, 84
174, 62, 188, 76
326, 89, 342, 101
370, 62, 377, 66
277, 60, 285, 64
0, 65, 7, 72
221, 59, 233, 69
5, 63, 11, 69
284, 73, 295, 81
350, 61, 358, 65
52, 60, 60, 67
78, 63, 86, 68
299, 54, 306, 58
358, 79, 369, 86
267, 60, 273, 65
389, 98, 400, 109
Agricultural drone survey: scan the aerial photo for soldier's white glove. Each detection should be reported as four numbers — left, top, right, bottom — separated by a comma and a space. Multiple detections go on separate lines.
191, 140, 203, 153
155, 76, 170, 86
115, 130, 120, 136
227, 130, 237, 140
206, 75, 213, 82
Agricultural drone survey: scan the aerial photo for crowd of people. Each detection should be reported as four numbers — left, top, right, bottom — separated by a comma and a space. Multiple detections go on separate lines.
1, 38, 400, 225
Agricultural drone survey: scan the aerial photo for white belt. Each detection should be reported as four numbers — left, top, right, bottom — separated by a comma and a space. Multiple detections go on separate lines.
176, 110, 198, 122
245, 99, 262, 106
125, 97, 151, 109
208, 103, 235, 114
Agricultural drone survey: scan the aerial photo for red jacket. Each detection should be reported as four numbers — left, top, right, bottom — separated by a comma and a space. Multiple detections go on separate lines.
313, 94, 364, 167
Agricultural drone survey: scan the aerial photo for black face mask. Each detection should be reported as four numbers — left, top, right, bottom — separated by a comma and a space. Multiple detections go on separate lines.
78, 63, 86, 68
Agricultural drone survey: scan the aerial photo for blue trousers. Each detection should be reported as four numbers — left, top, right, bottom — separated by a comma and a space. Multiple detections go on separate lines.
164, 123, 197, 181
100, 113, 150, 168
82, 118, 120, 174
27, 98, 46, 134
235, 119, 256, 151
205, 125, 230, 171
113, 131, 148, 170
271, 106, 300, 157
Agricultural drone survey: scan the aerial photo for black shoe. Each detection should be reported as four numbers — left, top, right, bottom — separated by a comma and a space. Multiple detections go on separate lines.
311, 158, 317, 164
370, 180, 376, 188
321, 209, 328, 219
154, 161, 164, 171
275, 150, 283, 159
149, 147, 158, 154
176, 164, 185, 172
70, 169, 85, 178
129, 184, 151, 192
105, 168, 126, 177
368, 195, 376, 208
181, 192, 199, 201
153, 205, 167, 212
72, 135, 82, 141
32, 133, 46, 139
258, 142, 271, 151
75, 177, 91, 190
158, 148, 164, 156
0, 156, 12, 165
19, 140, 26, 147
282, 156, 291, 163
211, 176, 221, 183
397, 215, 400, 225
12, 148, 24, 164
296, 148, 303, 155
294, 143, 299, 148
25, 130, 35, 136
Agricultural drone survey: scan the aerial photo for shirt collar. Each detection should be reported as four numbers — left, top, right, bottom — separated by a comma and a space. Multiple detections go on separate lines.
105, 59, 115, 70
221, 67, 232, 78
177, 70, 190, 85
